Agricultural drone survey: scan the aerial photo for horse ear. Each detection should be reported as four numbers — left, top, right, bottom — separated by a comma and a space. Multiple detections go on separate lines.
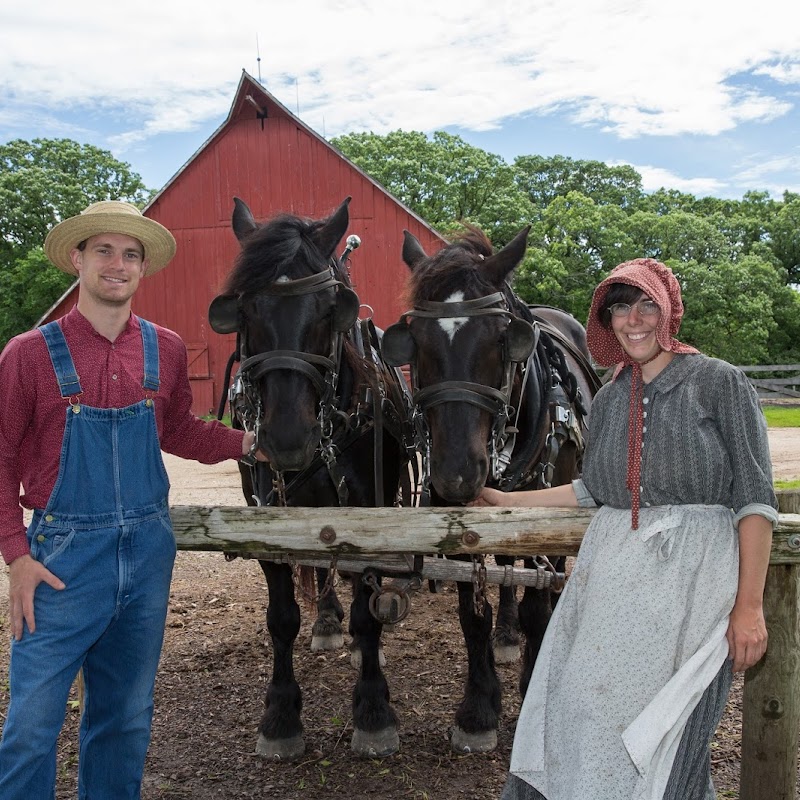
505, 318, 539, 363
332, 287, 360, 332
311, 197, 351, 259
232, 197, 258, 242
402, 230, 428, 270
382, 321, 416, 366
483, 226, 531, 285
208, 294, 240, 334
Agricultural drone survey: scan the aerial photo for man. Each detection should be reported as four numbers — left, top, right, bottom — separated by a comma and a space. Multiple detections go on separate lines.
0, 200, 259, 798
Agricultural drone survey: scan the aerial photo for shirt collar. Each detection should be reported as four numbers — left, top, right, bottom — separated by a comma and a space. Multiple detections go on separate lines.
63, 306, 140, 342
616, 353, 701, 396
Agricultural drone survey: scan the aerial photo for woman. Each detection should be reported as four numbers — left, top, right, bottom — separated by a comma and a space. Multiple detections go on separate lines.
472, 258, 777, 800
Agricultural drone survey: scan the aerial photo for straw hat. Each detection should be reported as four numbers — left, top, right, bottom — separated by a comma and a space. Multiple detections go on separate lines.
44, 200, 177, 276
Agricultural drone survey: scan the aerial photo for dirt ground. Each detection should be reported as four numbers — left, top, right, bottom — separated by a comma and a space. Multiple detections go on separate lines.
1, 427, 799, 799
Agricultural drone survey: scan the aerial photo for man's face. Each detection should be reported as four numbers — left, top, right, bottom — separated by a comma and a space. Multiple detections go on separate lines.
70, 233, 149, 306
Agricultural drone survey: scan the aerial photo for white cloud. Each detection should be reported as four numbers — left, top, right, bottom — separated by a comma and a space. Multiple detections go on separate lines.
1, 0, 799, 150
615, 162, 725, 196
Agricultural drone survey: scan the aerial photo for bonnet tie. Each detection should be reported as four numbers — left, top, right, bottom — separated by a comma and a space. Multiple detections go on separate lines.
625, 351, 661, 530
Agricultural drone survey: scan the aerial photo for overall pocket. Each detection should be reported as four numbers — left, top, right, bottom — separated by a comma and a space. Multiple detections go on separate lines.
30, 525, 77, 567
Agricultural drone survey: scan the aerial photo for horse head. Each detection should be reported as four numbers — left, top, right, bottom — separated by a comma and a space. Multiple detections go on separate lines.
383, 225, 537, 503
209, 196, 359, 472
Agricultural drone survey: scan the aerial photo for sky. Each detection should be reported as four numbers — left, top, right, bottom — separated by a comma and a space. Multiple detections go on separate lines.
2, 0, 800, 202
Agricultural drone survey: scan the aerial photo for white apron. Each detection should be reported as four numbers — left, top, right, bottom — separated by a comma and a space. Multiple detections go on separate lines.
509, 504, 738, 800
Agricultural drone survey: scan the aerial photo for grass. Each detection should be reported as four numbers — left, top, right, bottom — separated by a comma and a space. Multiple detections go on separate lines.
763, 405, 800, 428
776, 479, 800, 490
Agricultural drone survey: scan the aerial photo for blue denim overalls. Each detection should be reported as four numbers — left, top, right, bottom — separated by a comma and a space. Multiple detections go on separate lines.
0, 318, 176, 799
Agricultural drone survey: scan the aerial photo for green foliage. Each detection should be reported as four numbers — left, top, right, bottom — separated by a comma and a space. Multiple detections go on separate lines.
331, 130, 533, 243
0, 138, 152, 346
762, 406, 800, 428
0, 248, 75, 345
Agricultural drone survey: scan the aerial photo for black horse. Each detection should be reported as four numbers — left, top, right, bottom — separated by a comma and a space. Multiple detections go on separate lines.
208, 197, 411, 760
382, 223, 600, 753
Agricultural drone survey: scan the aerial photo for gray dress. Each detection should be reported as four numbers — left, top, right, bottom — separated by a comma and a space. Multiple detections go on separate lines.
505, 354, 778, 800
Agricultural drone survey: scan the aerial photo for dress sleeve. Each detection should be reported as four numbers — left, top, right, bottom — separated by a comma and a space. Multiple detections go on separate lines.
0, 339, 34, 564
713, 365, 778, 527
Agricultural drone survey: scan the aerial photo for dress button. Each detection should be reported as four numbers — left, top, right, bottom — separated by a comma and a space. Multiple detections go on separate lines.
642, 397, 649, 405
642, 426, 647, 433
112, 374, 118, 381
643, 411, 648, 418
645, 502, 651, 507
37, 534, 45, 542
45, 514, 54, 522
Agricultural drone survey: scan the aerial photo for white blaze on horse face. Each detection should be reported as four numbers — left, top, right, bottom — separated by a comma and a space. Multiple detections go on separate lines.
276, 275, 290, 283
439, 291, 469, 342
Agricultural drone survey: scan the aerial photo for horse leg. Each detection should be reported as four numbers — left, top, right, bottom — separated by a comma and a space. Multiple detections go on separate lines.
255, 560, 305, 761
349, 572, 399, 757
518, 557, 554, 699
451, 574, 501, 753
492, 555, 521, 664
310, 567, 345, 652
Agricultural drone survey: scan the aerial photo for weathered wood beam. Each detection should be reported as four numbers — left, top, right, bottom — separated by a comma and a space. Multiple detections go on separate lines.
169, 505, 800, 563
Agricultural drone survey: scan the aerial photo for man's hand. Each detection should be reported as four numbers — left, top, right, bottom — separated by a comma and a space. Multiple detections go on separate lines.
8, 554, 65, 640
241, 431, 267, 462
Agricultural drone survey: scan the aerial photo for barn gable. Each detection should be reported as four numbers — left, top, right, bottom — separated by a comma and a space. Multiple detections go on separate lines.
40, 70, 445, 415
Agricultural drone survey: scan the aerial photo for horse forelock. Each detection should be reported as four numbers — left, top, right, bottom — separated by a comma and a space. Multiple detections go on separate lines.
407, 229, 498, 307
224, 214, 346, 296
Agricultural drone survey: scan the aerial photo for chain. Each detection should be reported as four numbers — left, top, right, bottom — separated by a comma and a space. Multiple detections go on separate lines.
290, 555, 339, 603
471, 554, 488, 617
272, 470, 287, 507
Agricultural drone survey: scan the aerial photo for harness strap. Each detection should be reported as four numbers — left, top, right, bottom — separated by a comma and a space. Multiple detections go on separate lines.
414, 380, 508, 414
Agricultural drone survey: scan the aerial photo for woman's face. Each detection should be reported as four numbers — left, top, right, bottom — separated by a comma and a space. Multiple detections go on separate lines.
610, 291, 662, 364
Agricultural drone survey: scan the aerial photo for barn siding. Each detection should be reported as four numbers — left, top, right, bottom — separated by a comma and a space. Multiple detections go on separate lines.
39, 71, 446, 415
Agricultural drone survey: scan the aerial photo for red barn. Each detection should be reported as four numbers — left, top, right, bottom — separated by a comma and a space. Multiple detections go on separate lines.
40, 70, 445, 415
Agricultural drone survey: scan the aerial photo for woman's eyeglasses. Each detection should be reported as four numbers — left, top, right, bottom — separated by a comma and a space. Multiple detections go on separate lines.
608, 300, 660, 318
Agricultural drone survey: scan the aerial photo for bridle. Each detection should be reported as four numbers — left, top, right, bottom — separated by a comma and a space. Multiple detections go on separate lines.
390, 291, 538, 502
225, 267, 356, 505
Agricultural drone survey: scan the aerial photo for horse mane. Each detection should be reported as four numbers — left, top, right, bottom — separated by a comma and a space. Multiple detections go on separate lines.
224, 213, 352, 296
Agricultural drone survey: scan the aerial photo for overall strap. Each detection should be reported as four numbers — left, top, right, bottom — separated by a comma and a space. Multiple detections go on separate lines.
138, 318, 160, 392
39, 321, 82, 398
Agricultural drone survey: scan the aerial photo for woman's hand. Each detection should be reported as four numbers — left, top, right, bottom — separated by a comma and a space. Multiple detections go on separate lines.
467, 487, 511, 507
726, 602, 768, 672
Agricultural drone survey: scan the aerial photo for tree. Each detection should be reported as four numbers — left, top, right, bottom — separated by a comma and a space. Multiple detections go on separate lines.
0, 138, 152, 346
331, 130, 533, 244
513, 155, 643, 211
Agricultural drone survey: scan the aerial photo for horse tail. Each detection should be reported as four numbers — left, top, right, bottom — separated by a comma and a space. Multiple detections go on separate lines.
298, 565, 317, 612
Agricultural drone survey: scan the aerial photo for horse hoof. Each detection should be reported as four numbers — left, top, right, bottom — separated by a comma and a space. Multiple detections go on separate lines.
311, 632, 344, 652
350, 645, 386, 670
351, 726, 400, 757
493, 643, 521, 664
450, 726, 497, 754
255, 733, 305, 761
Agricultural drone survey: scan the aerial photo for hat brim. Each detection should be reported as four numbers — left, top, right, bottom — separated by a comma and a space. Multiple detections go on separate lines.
44, 212, 176, 277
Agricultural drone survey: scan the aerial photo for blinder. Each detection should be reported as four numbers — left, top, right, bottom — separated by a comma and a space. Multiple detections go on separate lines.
382, 321, 415, 367
208, 294, 239, 334
333, 287, 360, 332
506, 317, 539, 363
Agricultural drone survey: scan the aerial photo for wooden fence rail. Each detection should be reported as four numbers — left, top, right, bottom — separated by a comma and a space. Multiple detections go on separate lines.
738, 364, 800, 399
169, 492, 800, 800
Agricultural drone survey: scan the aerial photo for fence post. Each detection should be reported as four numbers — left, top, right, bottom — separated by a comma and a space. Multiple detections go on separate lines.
740, 491, 800, 800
